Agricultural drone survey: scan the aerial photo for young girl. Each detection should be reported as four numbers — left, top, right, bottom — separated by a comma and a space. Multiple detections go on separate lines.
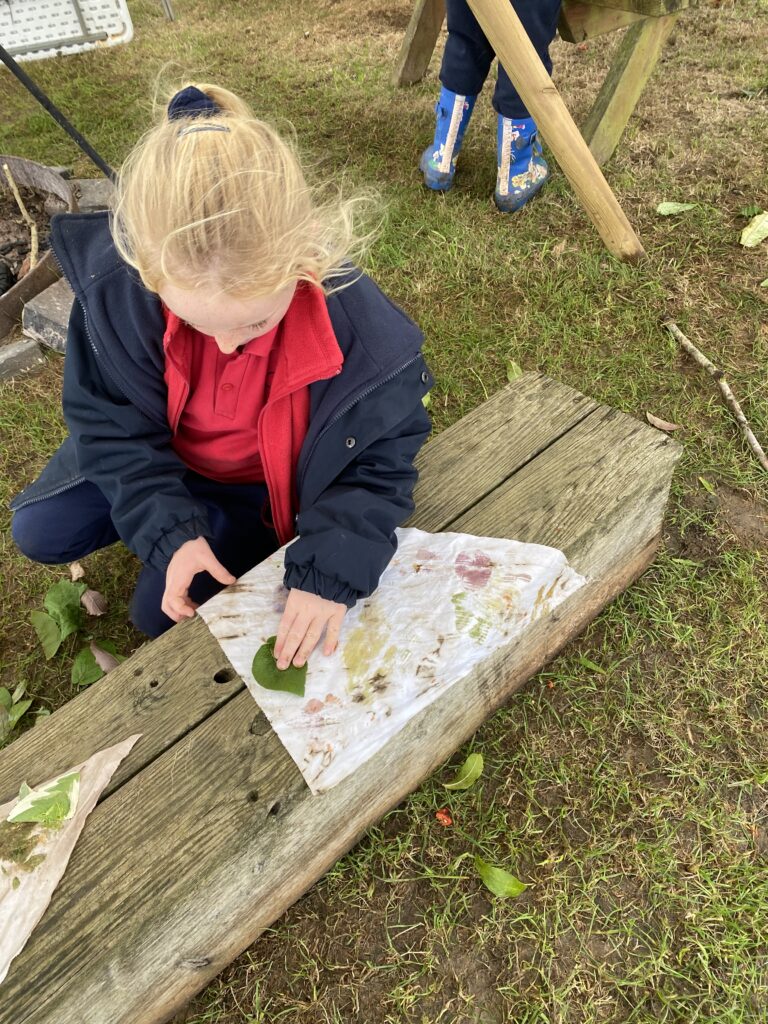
11, 83, 433, 671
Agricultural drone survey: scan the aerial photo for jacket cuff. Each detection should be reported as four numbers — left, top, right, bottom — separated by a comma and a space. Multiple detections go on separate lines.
283, 562, 360, 609
143, 514, 213, 574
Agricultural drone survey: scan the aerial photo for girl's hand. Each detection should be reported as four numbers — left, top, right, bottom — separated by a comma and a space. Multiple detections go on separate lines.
162, 537, 236, 622
275, 589, 347, 669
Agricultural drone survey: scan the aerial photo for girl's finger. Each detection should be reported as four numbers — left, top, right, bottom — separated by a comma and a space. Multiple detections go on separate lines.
323, 613, 344, 656
293, 617, 325, 667
277, 615, 310, 670
201, 551, 236, 586
274, 607, 298, 659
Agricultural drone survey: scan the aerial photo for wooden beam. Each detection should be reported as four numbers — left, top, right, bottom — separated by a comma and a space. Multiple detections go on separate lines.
582, 13, 678, 166
558, 0, 645, 44
393, 0, 445, 86
583, 0, 689, 15
465, 0, 645, 262
0, 374, 681, 1024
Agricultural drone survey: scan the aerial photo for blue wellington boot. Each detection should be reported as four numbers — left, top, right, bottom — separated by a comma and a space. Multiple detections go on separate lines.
494, 115, 549, 213
420, 86, 477, 191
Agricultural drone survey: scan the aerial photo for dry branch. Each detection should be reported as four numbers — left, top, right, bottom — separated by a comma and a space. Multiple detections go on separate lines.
665, 320, 768, 472
2, 162, 38, 271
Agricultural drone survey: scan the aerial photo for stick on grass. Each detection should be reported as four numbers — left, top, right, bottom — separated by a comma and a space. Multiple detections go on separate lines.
2, 162, 39, 271
664, 319, 768, 472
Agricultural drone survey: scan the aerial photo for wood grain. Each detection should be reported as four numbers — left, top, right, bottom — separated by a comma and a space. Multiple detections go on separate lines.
0, 375, 681, 1023
558, 1, 645, 43
393, 0, 445, 85
581, 14, 679, 166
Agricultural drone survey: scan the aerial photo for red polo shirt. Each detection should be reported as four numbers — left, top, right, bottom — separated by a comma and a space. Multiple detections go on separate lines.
162, 282, 343, 542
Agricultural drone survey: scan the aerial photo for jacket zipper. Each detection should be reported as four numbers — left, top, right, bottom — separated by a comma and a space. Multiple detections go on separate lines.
297, 352, 422, 492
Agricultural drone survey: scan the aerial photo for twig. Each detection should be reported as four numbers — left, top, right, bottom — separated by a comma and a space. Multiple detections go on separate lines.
664, 319, 768, 472
2, 162, 38, 270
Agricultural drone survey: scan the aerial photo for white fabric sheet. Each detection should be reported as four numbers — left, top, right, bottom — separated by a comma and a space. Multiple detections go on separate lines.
199, 528, 585, 794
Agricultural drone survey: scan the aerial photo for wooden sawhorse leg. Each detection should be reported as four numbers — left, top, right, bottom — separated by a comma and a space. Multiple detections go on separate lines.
581, 13, 679, 166
393, 0, 445, 86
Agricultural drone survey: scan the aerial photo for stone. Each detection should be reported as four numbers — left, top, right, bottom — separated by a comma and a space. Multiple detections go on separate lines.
72, 177, 114, 213
22, 277, 74, 353
0, 335, 44, 379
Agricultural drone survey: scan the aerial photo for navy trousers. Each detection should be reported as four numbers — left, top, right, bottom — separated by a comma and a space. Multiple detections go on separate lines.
441, 0, 561, 120
11, 473, 278, 638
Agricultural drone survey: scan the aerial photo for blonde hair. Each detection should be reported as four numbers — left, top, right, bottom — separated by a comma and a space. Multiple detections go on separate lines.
111, 83, 377, 298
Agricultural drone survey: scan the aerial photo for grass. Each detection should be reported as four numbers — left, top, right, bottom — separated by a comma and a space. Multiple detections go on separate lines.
1, 0, 767, 1020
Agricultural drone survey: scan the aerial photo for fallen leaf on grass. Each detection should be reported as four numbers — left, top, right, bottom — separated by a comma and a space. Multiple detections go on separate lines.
474, 855, 526, 898
551, 239, 567, 258
30, 610, 61, 660
656, 202, 696, 216
506, 359, 523, 383
740, 212, 768, 248
71, 647, 103, 688
444, 752, 483, 790
68, 561, 85, 582
44, 580, 86, 643
90, 642, 121, 673
646, 412, 683, 432
80, 589, 107, 616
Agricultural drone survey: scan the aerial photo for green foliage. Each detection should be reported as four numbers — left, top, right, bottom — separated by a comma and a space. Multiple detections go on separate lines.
252, 637, 307, 697
8, 771, 80, 826
0, 682, 33, 743
30, 610, 62, 660
44, 580, 86, 642
474, 855, 527, 898
444, 752, 483, 790
71, 647, 104, 688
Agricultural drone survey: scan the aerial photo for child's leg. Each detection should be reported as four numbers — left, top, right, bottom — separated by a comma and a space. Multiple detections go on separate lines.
492, 0, 561, 121
493, 0, 560, 212
441, 0, 496, 98
11, 481, 119, 564
130, 476, 278, 638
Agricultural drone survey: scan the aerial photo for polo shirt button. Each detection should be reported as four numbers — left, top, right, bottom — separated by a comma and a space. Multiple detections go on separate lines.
421, 371, 429, 384
221, 383, 234, 392
345, 436, 356, 448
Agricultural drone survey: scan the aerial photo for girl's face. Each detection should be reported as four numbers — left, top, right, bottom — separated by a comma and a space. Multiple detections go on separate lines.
159, 281, 297, 354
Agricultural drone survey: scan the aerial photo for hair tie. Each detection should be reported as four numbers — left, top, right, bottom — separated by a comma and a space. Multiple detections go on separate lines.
167, 86, 220, 121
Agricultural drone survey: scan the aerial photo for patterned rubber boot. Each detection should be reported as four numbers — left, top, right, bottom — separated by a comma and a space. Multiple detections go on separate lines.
420, 87, 477, 192
494, 115, 549, 213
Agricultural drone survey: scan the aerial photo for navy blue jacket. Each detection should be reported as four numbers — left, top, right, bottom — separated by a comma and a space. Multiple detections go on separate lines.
10, 213, 434, 607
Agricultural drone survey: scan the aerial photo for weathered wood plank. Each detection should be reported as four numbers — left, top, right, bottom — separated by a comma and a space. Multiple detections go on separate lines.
558, 0, 645, 43
0, 385, 681, 1024
0, 373, 594, 800
581, 13, 679, 166
584, 0, 689, 15
393, 0, 445, 86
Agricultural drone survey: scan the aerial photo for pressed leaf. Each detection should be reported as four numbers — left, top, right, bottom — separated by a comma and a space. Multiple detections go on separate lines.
30, 610, 62, 660
44, 580, 86, 641
90, 641, 121, 673
445, 752, 484, 790
740, 212, 768, 248
71, 647, 104, 688
474, 855, 527, 898
8, 771, 80, 826
656, 202, 696, 216
81, 589, 108, 616
506, 359, 523, 383
646, 412, 683, 432
252, 636, 307, 697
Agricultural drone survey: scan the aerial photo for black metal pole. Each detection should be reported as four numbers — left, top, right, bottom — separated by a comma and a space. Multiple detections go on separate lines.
0, 43, 116, 182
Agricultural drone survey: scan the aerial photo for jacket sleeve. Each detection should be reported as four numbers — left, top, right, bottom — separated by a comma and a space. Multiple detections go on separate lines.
62, 302, 213, 572
283, 399, 431, 607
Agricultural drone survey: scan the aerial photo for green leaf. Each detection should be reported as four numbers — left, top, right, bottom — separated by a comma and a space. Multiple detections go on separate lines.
445, 752, 484, 790
740, 203, 762, 218
656, 202, 696, 216
71, 647, 105, 688
474, 855, 527, 898
11, 681, 27, 703
506, 359, 523, 383
8, 699, 32, 730
698, 476, 716, 495
740, 212, 768, 248
421, 392, 431, 409
760, 279, 768, 288
44, 580, 86, 642
252, 636, 307, 697
0, 687, 11, 711
577, 656, 606, 674
8, 770, 80, 826
30, 611, 62, 660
